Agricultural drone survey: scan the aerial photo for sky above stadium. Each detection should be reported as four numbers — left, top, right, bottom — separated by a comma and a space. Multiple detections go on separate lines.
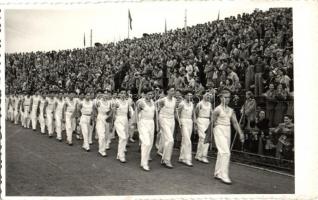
5, 2, 272, 53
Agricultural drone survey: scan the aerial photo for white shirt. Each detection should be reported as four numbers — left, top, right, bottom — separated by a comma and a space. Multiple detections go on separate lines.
179, 100, 193, 119
214, 105, 233, 126
81, 100, 93, 115
197, 100, 211, 118
139, 100, 155, 120
159, 97, 176, 119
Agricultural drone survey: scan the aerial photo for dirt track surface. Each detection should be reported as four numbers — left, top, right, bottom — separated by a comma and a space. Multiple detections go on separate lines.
5, 122, 294, 196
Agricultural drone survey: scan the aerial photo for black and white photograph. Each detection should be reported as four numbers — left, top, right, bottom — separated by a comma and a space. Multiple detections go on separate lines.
1, 1, 318, 199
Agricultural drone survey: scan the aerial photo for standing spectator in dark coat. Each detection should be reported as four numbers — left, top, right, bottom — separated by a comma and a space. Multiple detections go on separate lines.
262, 83, 276, 127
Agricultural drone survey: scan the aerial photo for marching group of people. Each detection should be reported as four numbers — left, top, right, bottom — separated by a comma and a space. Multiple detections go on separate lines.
6, 87, 244, 185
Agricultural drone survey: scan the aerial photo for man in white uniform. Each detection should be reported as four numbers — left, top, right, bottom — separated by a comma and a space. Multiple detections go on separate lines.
195, 91, 213, 164
213, 89, 244, 184
177, 90, 195, 167
95, 92, 112, 157
44, 93, 56, 137
22, 93, 32, 128
30, 91, 40, 131
114, 89, 133, 163
156, 87, 176, 168
78, 92, 95, 151
137, 89, 155, 171
7, 95, 14, 122
54, 92, 65, 141
13, 94, 21, 124
63, 92, 77, 145
38, 93, 47, 134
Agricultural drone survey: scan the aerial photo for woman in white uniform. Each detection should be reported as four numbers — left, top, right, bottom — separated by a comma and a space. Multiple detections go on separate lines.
213, 89, 244, 184
177, 90, 195, 167
63, 93, 77, 145
195, 91, 213, 164
54, 93, 65, 141
137, 89, 155, 171
78, 93, 95, 151
114, 89, 132, 163
156, 87, 176, 168
95, 92, 112, 157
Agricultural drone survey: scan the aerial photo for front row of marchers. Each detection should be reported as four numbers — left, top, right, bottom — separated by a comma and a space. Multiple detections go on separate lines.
6, 88, 244, 185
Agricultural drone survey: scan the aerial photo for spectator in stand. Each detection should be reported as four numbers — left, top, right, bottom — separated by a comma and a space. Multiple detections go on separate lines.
254, 56, 266, 96
273, 83, 288, 126
272, 115, 294, 160
263, 83, 276, 127
241, 91, 257, 130
255, 110, 269, 155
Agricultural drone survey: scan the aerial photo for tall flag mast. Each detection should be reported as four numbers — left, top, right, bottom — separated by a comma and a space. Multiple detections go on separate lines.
128, 9, 132, 39
90, 29, 93, 47
184, 9, 187, 31
83, 32, 86, 47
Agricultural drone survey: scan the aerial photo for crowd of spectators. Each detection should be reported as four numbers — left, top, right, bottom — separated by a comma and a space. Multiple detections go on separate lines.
5, 8, 294, 160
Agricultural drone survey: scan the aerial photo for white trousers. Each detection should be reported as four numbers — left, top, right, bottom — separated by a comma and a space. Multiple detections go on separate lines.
23, 106, 31, 128
159, 116, 175, 162
114, 116, 128, 160
46, 110, 54, 135
138, 119, 154, 167
55, 113, 63, 140
96, 115, 110, 154
179, 118, 193, 162
8, 107, 14, 121
65, 112, 75, 143
195, 118, 210, 159
14, 110, 19, 124
80, 115, 92, 150
30, 109, 38, 130
213, 125, 231, 179
38, 113, 46, 133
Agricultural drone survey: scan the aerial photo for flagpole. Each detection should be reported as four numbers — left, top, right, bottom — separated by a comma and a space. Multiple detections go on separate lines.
128, 17, 130, 39
90, 29, 93, 47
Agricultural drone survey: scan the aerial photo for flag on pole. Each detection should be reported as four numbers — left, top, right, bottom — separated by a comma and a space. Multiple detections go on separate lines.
83, 33, 86, 47
90, 29, 92, 47
217, 10, 220, 21
128, 9, 132, 30
184, 9, 187, 31
164, 18, 167, 33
